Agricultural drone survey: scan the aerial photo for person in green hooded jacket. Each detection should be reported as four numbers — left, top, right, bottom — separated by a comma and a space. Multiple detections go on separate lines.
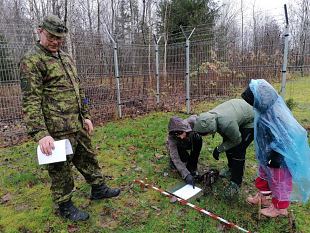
194, 99, 254, 198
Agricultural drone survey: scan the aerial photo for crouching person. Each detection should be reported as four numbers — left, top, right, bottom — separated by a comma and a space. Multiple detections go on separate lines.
167, 116, 202, 187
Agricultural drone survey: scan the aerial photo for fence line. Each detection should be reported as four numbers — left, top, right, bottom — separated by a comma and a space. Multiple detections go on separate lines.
0, 23, 310, 147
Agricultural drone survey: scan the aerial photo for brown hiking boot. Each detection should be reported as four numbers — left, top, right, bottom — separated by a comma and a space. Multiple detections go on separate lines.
246, 192, 271, 207
260, 205, 288, 218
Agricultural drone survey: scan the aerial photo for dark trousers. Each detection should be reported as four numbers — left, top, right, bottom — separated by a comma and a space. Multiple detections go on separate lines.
226, 128, 254, 186
175, 133, 202, 173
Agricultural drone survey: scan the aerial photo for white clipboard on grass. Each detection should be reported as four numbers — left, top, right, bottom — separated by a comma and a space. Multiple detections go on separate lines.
172, 184, 202, 200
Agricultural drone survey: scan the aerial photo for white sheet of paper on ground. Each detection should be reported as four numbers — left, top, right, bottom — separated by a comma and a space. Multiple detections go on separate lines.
172, 184, 202, 200
37, 139, 73, 165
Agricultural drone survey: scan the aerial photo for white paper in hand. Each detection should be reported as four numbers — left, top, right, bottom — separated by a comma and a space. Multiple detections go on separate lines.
37, 139, 73, 165
172, 184, 202, 200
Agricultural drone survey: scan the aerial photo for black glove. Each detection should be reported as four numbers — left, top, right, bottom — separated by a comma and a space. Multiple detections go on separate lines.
212, 147, 220, 160
185, 174, 195, 188
190, 132, 202, 141
267, 150, 284, 168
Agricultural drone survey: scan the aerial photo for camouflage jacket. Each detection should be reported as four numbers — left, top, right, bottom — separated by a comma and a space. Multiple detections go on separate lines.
20, 43, 90, 141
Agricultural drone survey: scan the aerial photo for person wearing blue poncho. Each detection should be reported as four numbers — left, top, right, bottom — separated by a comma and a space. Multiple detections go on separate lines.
241, 79, 310, 218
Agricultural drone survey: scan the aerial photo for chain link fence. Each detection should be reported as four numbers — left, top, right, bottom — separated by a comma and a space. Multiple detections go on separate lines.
1, 22, 309, 147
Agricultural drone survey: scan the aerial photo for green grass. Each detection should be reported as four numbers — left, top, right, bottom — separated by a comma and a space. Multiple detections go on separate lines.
285, 75, 310, 127
0, 77, 309, 233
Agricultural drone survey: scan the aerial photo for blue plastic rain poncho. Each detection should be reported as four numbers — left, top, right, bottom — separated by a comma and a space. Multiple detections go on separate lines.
249, 79, 310, 203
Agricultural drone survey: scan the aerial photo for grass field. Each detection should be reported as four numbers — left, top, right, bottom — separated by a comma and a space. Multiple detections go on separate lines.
0, 77, 309, 233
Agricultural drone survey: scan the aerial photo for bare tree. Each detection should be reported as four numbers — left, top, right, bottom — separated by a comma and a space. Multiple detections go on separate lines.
288, 0, 309, 74
111, 0, 115, 34
241, 0, 243, 55
64, 0, 68, 25
252, 1, 258, 54
51, 0, 60, 17
162, 0, 170, 78
129, 0, 134, 43
297, 0, 309, 75
31, 0, 41, 22
86, 0, 93, 32
96, 0, 100, 33
142, 0, 146, 44
40, 0, 47, 17
147, 0, 153, 78
64, 0, 74, 58
0, 0, 4, 22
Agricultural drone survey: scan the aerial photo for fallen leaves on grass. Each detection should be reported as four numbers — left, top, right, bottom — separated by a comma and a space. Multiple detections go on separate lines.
150, 205, 161, 211
15, 203, 30, 211
1, 193, 12, 204
67, 224, 79, 233
98, 207, 121, 229
216, 223, 231, 232
128, 146, 137, 152
18, 226, 33, 233
154, 153, 164, 160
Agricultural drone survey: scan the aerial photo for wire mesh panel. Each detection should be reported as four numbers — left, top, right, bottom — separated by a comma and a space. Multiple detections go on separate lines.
285, 41, 310, 132
0, 22, 309, 147
117, 43, 157, 117
158, 42, 186, 112
288, 42, 310, 74
189, 37, 284, 102
0, 22, 36, 146
72, 32, 117, 123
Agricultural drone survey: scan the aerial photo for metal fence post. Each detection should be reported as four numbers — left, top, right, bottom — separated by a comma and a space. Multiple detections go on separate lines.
153, 34, 162, 104
105, 27, 122, 118
181, 26, 195, 114
280, 4, 289, 99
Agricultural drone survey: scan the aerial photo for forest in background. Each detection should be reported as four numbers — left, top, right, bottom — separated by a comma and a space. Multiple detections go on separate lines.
0, 0, 309, 51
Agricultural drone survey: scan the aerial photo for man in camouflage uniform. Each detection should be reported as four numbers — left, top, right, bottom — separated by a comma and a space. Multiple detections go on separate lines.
20, 15, 120, 221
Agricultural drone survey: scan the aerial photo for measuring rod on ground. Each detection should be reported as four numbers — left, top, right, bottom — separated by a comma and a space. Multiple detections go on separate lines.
134, 179, 251, 233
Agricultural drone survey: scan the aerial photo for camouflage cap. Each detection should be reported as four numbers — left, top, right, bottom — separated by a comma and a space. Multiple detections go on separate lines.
40, 15, 68, 37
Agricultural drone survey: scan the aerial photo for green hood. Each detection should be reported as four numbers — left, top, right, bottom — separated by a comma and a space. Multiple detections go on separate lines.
193, 112, 217, 134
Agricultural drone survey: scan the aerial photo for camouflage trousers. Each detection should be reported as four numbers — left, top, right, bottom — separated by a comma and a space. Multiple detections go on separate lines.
47, 129, 104, 204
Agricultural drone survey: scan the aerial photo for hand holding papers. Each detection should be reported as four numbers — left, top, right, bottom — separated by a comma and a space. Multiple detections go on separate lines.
37, 139, 73, 165
172, 184, 202, 200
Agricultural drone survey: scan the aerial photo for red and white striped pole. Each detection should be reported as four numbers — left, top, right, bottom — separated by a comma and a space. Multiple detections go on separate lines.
134, 179, 251, 233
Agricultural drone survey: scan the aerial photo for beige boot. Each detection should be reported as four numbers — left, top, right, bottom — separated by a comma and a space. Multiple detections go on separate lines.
260, 205, 288, 217
246, 192, 271, 207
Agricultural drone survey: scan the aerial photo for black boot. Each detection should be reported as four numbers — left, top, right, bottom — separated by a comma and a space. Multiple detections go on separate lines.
90, 184, 120, 200
230, 158, 245, 186
59, 200, 89, 221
